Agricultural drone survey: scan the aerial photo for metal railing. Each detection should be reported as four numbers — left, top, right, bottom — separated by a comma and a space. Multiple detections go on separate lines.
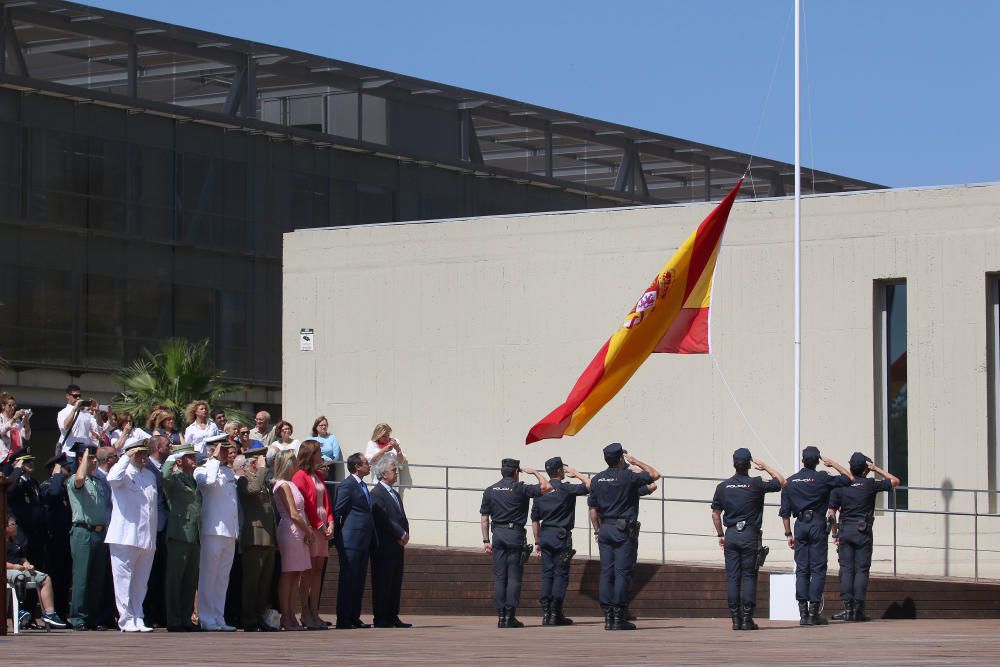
324, 462, 1000, 582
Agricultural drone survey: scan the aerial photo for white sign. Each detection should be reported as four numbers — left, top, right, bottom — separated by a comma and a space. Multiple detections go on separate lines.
299, 328, 315, 352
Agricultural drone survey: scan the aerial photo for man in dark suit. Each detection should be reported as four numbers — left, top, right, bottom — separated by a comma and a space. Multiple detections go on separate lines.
370, 457, 411, 628
334, 452, 376, 629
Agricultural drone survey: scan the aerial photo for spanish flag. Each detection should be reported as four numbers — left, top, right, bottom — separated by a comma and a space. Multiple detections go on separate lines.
526, 179, 742, 444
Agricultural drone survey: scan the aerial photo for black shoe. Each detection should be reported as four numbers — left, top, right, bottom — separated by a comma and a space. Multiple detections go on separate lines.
741, 605, 759, 631
504, 607, 524, 628
729, 606, 743, 631
808, 602, 828, 625
798, 601, 811, 626
541, 601, 554, 626
352, 619, 371, 629
497, 608, 508, 629
167, 625, 188, 633
853, 601, 871, 622
335, 623, 354, 630
612, 607, 636, 631
603, 607, 613, 631
391, 618, 412, 628
243, 625, 261, 632
73, 624, 91, 631
373, 622, 394, 628
552, 601, 573, 626
832, 601, 853, 621
91, 624, 109, 631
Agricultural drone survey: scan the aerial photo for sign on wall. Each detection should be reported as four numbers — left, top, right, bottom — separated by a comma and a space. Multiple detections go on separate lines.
299, 328, 315, 352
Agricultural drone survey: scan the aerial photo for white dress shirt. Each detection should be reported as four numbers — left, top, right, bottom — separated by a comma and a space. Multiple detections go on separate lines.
105, 455, 159, 551
194, 458, 239, 538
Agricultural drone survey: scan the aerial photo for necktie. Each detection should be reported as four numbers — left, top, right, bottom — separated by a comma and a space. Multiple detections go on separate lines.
388, 486, 402, 511
360, 479, 370, 505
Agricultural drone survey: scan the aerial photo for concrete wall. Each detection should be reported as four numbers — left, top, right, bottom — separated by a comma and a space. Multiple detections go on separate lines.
283, 183, 1000, 578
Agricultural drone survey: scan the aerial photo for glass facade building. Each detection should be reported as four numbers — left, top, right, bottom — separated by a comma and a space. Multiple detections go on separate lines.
0, 0, 882, 397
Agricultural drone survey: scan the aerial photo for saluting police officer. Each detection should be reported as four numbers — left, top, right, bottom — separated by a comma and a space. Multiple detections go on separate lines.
587, 443, 660, 631
778, 445, 852, 626
710, 448, 786, 631
530, 456, 590, 626
480, 458, 552, 628
827, 452, 899, 622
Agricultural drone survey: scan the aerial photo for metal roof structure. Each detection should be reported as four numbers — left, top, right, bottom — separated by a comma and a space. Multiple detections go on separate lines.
0, 0, 884, 206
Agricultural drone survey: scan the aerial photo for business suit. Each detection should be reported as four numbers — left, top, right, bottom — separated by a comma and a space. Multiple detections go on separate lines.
334, 474, 377, 627
370, 482, 408, 627
162, 458, 201, 630
237, 465, 277, 629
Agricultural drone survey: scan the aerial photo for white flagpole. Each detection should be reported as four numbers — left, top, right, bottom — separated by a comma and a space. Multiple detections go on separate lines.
793, 0, 802, 473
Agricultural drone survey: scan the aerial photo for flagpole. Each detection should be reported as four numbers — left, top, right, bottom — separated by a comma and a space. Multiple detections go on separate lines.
793, 0, 802, 472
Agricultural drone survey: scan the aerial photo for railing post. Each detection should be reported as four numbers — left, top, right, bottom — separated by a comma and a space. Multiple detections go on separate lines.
445, 466, 450, 548
974, 491, 979, 582
892, 488, 898, 577
660, 479, 666, 564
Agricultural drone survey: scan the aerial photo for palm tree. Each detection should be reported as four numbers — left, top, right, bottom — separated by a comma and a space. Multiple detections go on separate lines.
113, 338, 248, 427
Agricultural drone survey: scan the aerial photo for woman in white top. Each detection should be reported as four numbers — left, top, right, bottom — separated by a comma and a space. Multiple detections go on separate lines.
266, 420, 299, 465
364, 423, 408, 490
182, 400, 221, 455
110, 412, 150, 454
0, 391, 31, 467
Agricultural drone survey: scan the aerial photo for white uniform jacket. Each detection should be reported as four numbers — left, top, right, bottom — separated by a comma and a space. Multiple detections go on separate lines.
105, 455, 159, 550
194, 458, 239, 538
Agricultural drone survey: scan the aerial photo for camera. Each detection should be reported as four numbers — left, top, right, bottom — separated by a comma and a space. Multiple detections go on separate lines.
70, 442, 98, 455
21, 408, 32, 418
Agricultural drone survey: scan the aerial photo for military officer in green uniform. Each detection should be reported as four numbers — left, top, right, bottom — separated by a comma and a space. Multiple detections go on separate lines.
66, 445, 108, 630
237, 439, 278, 631
163, 441, 202, 632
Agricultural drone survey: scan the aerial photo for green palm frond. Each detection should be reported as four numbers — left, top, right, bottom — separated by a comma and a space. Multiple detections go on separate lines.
113, 338, 248, 427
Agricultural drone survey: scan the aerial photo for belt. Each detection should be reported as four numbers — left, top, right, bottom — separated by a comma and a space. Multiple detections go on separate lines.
492, 522, 524, 530
540, 524, 568, 531
72, 521, 105, 533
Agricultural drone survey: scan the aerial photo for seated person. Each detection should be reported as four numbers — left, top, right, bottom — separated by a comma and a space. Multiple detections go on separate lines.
5, 512, 67, 628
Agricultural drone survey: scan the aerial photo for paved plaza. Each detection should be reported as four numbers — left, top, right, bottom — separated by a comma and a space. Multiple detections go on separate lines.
4, 616, 1000, 666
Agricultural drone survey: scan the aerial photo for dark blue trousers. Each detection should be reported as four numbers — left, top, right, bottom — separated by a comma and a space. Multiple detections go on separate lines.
837, 522, 874, 602
794, 519, 828, 603
538, 528, 571, 603
724, 528, 760, 610
491, 526, 526, 610
598, 523, 636, 608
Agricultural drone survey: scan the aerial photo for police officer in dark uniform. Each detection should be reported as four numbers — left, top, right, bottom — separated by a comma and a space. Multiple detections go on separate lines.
827, 452, 899, 622
710, 448, 785, 631
530, 456, 590, 626
779, 445, 853, 626
480, 458, 552, 628
40, 451, 74, 619
6, 450, 45, 566
587, 443, 660, 631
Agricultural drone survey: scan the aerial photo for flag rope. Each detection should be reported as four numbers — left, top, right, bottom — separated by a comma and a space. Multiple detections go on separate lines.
711, 354, 784, 468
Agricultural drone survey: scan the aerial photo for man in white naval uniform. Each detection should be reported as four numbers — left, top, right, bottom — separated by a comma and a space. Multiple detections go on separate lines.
194, 433, 239, 631
105, 437, 158, 632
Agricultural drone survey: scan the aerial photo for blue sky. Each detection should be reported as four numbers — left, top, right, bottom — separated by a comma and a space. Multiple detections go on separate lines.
89, 0, 999, 188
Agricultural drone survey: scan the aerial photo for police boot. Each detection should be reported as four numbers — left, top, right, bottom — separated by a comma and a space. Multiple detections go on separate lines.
808, 602, 828, 625
505, 607, 524, 628
611, 606, 636, 631
497, 608, 508, 628
729, 605, 743, 631
603, 607, 613, 631
552, 600, 573, 626
541, 601, 554, 626
853, 601, 871, 622
832, 600, 853, 621
741, 604, 759, 631
798, 601, 811, 626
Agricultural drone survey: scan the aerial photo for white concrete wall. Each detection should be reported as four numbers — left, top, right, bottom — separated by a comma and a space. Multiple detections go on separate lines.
283, 183, 1000, 578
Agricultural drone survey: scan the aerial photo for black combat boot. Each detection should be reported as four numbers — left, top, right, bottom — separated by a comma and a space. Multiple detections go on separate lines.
611, 606, 636, 631
853, 601, 871, 622
832, 600, 853, 621
741, 604, 759, 631
603, 607, 613, 631
541, 601, 553, 626
497, 608, 508, 628
808, 601, 828, 625
729, 605, 742, 631
798, 601, 811, 626
552, 600, 573, 626
505, 607, 524, 628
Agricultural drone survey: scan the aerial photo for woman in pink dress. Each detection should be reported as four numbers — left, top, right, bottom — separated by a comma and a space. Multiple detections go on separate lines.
272, 449, 312, 630
292, 440, 333, 629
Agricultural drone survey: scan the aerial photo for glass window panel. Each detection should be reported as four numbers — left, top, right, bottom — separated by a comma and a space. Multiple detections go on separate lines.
989, 276, 1000, 512
16, 267, 75, 364
361, 95, 387, 144
262, 99, 282, 124
84, 275, 123, 368
877, 281, 908, 509
288, 95, 324, 133
327, 93, 358, 139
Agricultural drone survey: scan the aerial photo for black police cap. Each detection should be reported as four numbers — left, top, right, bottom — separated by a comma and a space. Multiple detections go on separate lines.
45, 451, 69, 470
603, 442, 623, 458
733, 448, 752, 464
501, 458, 520, 470
849, 452, 870, 468
544, 456, 564, 474
802, 445, 821, 460
11, 449, 34, 462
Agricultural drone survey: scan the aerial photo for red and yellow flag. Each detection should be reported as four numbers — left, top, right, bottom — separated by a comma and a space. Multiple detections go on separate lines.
526, 180, 742, 444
